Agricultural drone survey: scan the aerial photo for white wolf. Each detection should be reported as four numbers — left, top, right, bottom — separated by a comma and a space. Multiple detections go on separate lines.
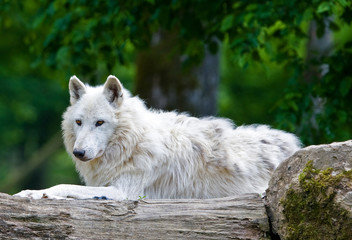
16, 75, 301, 200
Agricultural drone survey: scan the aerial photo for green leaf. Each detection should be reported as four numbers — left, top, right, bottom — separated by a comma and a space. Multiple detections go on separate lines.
336, 0, 348, 7
339, 77, 352, 97
316, 2, 331, 14
220, 15, 234, 32
56, 46, 71, 67
32, 14, 45, 28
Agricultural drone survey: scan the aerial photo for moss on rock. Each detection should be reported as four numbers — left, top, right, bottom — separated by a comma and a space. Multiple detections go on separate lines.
281, 161, 352, 240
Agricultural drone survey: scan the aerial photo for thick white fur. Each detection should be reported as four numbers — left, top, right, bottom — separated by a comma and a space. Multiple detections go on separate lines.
15, 75, 301, 200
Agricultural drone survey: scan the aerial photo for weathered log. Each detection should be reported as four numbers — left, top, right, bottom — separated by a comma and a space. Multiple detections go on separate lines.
0, 192, 269, 239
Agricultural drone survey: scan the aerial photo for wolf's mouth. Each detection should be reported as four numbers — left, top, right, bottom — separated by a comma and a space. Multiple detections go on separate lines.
77, 157, 92, 162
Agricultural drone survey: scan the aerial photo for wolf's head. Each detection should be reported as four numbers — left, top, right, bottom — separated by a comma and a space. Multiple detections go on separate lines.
62, 75, 123, 162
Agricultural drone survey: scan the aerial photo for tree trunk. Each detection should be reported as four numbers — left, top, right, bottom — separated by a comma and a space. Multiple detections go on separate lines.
0, 193, 270, 239
135, 32, 219, 117
297, 18, 334, 144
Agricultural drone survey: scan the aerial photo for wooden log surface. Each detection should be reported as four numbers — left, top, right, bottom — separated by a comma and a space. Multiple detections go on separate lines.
0, 192, 270, 239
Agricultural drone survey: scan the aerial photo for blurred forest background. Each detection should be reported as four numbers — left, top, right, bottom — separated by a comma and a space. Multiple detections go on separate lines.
0, 0, 351, 194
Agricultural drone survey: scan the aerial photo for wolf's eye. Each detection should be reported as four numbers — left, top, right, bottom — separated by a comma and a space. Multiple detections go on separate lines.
76, 120, 82, 126
96, 120, 104, 127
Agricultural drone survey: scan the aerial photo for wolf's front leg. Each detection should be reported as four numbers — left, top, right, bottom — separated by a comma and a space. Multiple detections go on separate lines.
14, 184, 127, 200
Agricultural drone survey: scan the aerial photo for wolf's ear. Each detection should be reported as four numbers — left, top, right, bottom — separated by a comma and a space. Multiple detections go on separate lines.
103, 75, 123, 107
69, 76, 86, 105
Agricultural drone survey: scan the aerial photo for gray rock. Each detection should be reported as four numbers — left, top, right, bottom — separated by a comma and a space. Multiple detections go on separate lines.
266, 140, 352, 239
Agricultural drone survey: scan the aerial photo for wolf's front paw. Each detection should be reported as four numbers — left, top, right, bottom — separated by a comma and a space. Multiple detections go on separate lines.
15, 189, 47, 199
14, 189, 65, 200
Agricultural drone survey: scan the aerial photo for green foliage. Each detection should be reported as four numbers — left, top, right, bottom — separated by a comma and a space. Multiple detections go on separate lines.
138, 195, 146, 200
23, 1, 343, 75
281, 161, 352, 240
270, 2, 352, 145
28, 1, 137, 83
274, 40, 352, 145
0, 2, 70, 191
219, 43, 291, 125
22, 1, 352, 144
43, 150, 81, 188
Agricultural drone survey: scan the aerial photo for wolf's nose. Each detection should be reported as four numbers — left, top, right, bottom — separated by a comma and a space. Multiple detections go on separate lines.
73, 149, 85, 159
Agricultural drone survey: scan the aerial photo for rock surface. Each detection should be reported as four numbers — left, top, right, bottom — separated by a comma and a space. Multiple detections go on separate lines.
266, 140, 352, 239
0, 192, 270, 239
